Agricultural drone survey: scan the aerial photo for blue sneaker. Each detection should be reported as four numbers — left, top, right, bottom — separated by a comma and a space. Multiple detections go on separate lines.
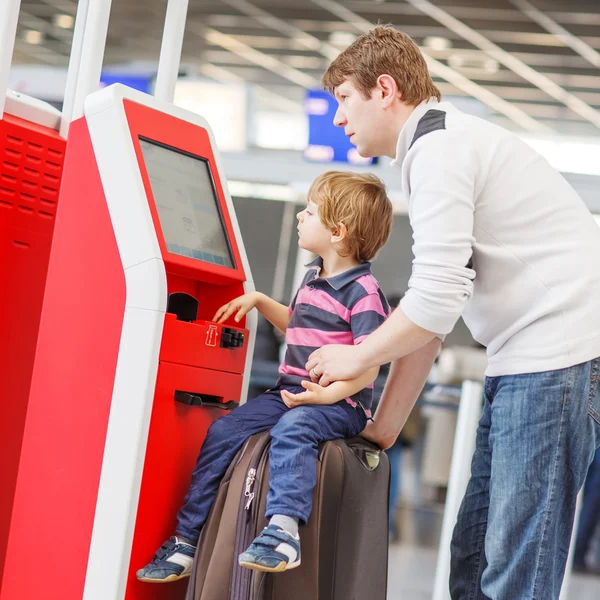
136, 536, 196, 583
238, 525, 301, 573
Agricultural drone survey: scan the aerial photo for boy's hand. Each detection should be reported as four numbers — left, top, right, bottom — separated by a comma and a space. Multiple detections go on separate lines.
213, 292, 262, 324
281, 380, 335, 408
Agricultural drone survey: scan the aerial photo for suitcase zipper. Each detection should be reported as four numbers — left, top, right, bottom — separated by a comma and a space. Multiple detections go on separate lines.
230, 434, 271, 600
244, 468, 256, 510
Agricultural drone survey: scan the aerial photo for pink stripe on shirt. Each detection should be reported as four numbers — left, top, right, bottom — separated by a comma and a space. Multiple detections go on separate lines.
355, 274, 380, 295
278, 363, 309, 377
286, 327, 354, 348
351, 293, 387, 318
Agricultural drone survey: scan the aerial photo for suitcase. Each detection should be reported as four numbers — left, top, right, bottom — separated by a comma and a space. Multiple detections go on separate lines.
185, 430, 390, 600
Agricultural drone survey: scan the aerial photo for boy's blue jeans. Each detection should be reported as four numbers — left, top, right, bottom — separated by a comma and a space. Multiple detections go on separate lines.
450, 357, 600, 600
176, 386, 367, 543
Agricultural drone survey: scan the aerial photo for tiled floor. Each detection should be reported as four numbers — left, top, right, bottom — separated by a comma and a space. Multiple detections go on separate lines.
387, 543, 600, 600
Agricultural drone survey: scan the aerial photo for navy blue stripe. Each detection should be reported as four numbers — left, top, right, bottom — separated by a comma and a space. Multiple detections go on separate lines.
283, 344, 320, 370
288, 304, 349, 332
351, 388, 374, 411
351, 310, 386, 339
377, 288, 391, 315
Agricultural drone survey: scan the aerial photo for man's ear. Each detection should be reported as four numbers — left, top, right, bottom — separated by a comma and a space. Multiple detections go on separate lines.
331, 222, 348, 244
376, 74, 401, 107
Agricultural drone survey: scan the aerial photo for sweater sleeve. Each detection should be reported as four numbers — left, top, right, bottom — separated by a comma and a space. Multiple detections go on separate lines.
400, 131, 477, 335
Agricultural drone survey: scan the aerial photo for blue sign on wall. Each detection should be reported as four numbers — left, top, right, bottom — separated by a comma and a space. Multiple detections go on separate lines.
100, 72, 152, 94
304, 89, 376, 165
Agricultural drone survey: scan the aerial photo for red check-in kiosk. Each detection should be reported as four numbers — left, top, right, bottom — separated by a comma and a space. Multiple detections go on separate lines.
0, 84, 256, 600
0, 93, 66, 591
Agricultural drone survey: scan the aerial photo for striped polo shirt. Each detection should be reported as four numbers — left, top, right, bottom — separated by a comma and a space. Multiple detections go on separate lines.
277, 258, 390, 414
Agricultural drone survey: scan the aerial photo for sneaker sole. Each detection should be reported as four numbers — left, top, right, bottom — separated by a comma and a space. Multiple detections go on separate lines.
238, 559, 301, 573
136, 572, 191, 583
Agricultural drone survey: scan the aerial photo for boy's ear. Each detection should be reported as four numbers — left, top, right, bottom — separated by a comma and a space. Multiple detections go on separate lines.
331, 222, 348, 244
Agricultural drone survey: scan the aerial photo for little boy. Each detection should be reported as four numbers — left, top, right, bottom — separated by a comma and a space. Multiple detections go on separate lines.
137, 170, 393, 581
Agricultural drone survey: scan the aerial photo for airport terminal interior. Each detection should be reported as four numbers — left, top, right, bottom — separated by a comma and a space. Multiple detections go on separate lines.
3, 0, 600, 599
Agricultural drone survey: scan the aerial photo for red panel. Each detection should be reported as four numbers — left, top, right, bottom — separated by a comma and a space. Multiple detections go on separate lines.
165, 275, 247, 329
0, 118, 126, 600
122, 100, 246, 285
193, 280, 247, 326
125, 363, 242, 600
0, 114, 66, 587
160, 313, 248, 374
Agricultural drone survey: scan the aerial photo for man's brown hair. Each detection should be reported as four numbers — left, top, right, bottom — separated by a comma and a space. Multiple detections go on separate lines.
309, 171, 393, 262
322, 25, 441, 104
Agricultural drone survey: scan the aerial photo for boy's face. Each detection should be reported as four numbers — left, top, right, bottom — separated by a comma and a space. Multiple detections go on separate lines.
333, 79, 392, 158
296, 199, 333, 255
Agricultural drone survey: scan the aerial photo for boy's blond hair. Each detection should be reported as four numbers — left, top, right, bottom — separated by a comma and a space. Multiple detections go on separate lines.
309, 171, 393, 262
322, 25, 441, 105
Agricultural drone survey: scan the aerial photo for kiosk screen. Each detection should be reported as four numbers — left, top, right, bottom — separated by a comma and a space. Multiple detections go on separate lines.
139, 138, 235, 269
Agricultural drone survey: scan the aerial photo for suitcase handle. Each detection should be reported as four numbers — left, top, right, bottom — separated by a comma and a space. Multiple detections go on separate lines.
346, 438, 381, 471
174, 390, 239, 411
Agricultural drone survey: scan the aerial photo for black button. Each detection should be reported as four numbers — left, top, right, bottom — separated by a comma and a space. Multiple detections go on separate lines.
220, 327, 245, 349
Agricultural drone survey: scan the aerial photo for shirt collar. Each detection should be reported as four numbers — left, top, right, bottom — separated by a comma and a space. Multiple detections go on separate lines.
306, 257, 373, 291
390, 97, 440, 169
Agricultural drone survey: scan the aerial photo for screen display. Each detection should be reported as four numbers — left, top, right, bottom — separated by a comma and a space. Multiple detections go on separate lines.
139, 138, 235, 269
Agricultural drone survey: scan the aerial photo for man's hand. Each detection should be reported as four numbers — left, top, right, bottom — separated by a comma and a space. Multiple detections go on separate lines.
281, 380, 335, 408
305, 344, 366, 386
359, 421, 396, 450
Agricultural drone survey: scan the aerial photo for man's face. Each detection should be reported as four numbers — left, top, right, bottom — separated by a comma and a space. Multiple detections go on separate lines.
333, 79, 387, 158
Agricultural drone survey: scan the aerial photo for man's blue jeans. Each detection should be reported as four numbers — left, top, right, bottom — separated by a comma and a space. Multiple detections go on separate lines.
386, 442, 403, 535
450, 358, 600, 600
574, 444, 600, 566
176, 386, 367, 542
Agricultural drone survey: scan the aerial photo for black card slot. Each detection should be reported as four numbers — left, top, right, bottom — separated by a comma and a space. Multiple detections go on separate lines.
174, 390, 238, 410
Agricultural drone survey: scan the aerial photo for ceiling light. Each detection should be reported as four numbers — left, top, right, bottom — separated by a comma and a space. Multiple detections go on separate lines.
448, 54, 464, 69
54, 14, 74, 29
24, 30, 43, 45
448, 53, 498, 74
484, 58, 499, 74
328, 31, 357, 48
424, 36, 452, 51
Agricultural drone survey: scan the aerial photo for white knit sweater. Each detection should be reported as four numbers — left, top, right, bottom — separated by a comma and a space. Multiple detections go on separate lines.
393, 99, 600, 376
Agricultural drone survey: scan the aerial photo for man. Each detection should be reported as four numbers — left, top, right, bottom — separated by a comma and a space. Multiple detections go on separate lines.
303, 25, 600, 599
